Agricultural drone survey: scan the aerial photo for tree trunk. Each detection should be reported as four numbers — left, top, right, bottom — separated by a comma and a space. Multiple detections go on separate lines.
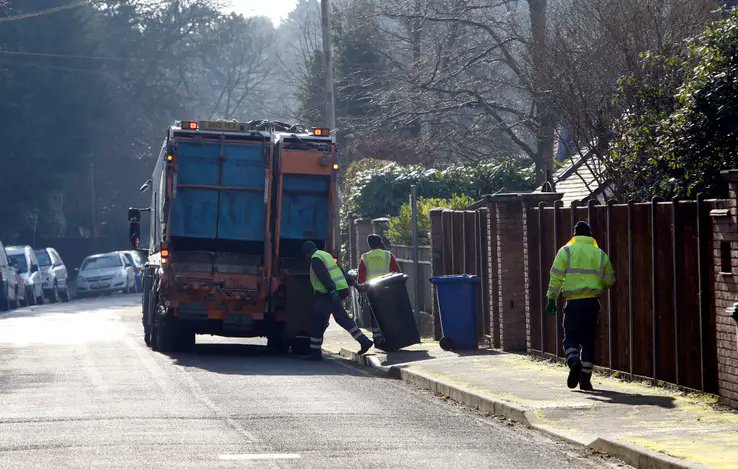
528, 0, 555, 185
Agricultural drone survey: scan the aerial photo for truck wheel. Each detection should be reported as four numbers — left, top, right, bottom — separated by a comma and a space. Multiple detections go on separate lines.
175, 327, 195, 352
150, 315, 159, 350
156, 316, 175, 353
267, 326, 290, 354
0, 292, 8, 312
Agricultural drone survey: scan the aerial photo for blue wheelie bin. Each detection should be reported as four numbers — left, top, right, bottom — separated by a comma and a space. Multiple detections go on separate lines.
429, 275, 480, 350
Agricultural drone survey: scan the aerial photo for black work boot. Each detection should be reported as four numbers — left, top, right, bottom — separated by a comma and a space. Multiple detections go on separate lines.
358, 336, 374, 355
567, 360, 582, 389
579, 373, 594, 391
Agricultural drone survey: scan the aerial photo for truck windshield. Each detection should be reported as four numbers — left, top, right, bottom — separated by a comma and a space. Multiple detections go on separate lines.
35, 250, 52, 266
82, 255, 121, 271
8, 254, 28, 273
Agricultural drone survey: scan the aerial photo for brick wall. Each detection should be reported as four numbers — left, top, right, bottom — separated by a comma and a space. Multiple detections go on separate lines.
713, 171, 738, 408
494, 197, 527, 350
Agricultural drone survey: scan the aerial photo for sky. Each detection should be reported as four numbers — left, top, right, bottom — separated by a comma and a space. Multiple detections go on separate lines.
224, 0, 299, 26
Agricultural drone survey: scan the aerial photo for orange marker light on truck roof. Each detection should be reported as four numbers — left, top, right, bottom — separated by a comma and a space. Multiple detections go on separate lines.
312, 128, 329, 136
182, 121, 198, 130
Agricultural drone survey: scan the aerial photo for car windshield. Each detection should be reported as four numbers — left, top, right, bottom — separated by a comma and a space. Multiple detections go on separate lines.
35, 250, 52, 267
81, 255, 121, 271
9, 254, 28, 273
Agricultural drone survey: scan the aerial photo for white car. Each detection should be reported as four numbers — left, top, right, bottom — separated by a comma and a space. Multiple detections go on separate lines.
35, 247, 70, 303
6, 245, 44, 306
76, 252, 136, 298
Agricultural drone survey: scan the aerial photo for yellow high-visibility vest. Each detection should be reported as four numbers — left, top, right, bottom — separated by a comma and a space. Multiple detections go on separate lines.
310, 250, 348, 293
361, 249, 391, 281
547, 236, 615, 300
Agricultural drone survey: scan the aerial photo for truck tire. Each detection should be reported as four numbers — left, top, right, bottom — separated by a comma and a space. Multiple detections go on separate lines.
156, 315, 176, 353
0, 288, 9, 312
267, 325, 290, 354
176, 326, 195, 352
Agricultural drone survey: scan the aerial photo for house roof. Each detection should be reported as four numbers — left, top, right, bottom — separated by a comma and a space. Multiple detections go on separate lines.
537, 153, 610, 205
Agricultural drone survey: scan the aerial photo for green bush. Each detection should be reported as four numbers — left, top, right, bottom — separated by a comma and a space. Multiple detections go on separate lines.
387, 194, 474, 245
343, 158, 534, 221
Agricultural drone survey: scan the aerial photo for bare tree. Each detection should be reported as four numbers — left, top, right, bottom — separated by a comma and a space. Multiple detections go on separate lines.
545, 0, 717, 190
197, 15, 276, 119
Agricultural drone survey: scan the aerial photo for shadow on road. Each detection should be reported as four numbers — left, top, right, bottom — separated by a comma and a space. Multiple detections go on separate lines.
576, 389, 676, 408
173, 343, 368, 377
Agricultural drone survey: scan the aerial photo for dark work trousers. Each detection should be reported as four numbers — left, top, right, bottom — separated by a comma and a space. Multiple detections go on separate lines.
562, 298, 600, 376
309, 293, 368, 354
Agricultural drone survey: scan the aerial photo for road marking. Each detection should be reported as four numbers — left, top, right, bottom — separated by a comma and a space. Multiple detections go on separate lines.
218, 454, 301, 461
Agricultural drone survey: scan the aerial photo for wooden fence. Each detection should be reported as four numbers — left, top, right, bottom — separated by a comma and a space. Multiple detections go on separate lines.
429, 208, 493, 344
527, 199, 719, 393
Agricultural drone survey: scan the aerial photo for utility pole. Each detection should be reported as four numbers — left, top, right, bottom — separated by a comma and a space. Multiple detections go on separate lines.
90, 160, 97, 252
321, 0, 340, 256
321, 0, 336, 131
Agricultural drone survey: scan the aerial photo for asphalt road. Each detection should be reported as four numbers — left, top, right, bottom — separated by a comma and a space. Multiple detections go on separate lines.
0, 295, 629, 468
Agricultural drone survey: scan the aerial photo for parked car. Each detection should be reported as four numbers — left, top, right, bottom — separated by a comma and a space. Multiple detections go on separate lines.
6, 245, 43, 305
35, 247, 70, 303
0, 241, 22, 310
13, 269, 28, 307
76, 252, 136, 297
121, 250, 145, 293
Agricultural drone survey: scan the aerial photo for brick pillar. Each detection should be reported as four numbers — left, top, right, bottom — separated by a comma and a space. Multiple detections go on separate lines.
354, 218, 373, 265
372, 217, 390, 244
490, 194, 528, 351
714, 170, 738, 408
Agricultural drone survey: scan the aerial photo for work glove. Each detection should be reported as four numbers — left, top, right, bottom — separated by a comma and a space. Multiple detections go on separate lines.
329, 290, 341, 303
545, 298, 557, 316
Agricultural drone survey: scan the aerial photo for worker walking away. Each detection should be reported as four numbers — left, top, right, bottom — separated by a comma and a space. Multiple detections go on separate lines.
303, 241, 373, 361
357, 234, 402, 344
545, 221, 615, 391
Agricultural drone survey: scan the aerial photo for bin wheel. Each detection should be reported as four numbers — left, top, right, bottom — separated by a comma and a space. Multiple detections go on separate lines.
439, 336, 454, 351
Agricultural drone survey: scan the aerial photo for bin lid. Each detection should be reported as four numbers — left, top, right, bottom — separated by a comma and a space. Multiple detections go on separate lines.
429, 275, 480, 284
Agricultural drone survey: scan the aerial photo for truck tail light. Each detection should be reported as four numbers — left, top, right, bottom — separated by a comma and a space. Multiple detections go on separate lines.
160, 242, 169, 264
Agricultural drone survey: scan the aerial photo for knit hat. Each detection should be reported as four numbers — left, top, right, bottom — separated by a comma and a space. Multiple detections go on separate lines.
574, 221, 592, 236
367, 234, 385, 249
302, 240, 317, 258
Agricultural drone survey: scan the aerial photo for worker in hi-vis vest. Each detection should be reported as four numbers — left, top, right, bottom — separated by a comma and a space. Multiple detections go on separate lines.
546, 221, 616, 391
357, 234, 402, 344
357, 234, 402, 284
302, 241, 373, 361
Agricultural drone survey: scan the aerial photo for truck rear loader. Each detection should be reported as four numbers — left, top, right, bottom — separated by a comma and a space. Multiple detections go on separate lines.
128, 120, 339, 353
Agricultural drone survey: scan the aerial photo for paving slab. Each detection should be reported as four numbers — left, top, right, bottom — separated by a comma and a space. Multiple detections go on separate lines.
322, 322, 738, 469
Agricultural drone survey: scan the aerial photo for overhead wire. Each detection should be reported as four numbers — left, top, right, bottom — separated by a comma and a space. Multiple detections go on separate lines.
0, 50, 148, 62
0, 1, 95, 24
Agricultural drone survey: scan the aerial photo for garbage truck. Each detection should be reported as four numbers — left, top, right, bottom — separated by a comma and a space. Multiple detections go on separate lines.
128, 120, 339, 353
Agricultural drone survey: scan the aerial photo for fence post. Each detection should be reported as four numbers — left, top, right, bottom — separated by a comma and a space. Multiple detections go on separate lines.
696, 193, 707, 391
606, 199, 616, 370
410, 185, 420, 329
429, 208, 445, 340
553, 199, 563, 358
650, 196, 662, 384
627, 200, 635, 378
671, 196, 681, 386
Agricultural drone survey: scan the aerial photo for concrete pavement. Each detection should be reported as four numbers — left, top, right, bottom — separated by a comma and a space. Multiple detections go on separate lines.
0, 295, 626, 468
322, 324, 738, 469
